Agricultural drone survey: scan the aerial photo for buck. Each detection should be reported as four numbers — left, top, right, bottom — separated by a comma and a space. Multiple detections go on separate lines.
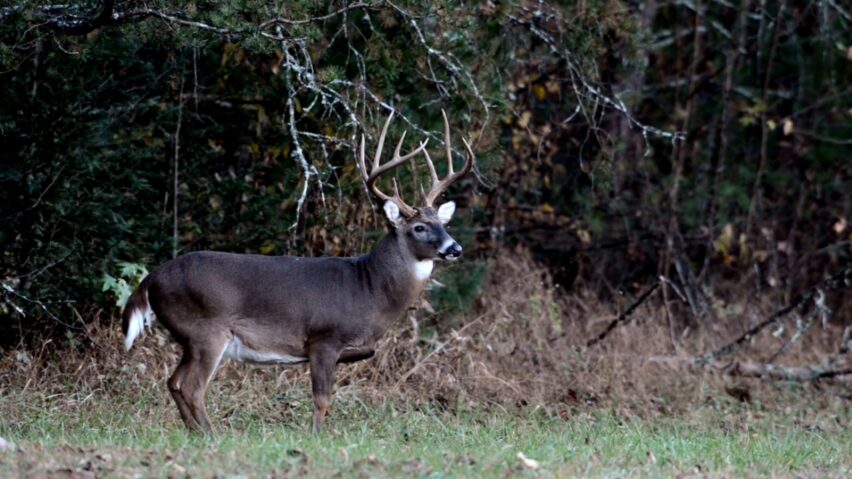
121, 112, 475, 433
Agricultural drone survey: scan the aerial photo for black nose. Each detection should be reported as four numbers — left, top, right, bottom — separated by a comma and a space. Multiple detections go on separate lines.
446, 243, 462, 258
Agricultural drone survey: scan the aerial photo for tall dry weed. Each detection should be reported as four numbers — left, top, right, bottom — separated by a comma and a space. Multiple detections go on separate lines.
1, 249, 847, 422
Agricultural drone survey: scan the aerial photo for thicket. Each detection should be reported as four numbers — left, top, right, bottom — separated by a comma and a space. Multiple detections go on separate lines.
0, 0, 849, 348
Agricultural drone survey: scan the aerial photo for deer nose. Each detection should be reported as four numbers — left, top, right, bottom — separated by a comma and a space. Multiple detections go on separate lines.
443, 242, 462, 260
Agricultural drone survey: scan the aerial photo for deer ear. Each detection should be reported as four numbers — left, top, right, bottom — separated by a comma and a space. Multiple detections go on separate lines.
383, 200, 404, 228
437, 201, 456, 225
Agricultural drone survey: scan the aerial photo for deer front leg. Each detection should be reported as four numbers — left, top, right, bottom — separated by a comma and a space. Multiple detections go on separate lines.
308, 344, 339, 434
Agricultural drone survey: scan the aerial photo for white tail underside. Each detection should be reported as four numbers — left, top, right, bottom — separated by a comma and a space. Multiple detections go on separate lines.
124, 292, 154, 351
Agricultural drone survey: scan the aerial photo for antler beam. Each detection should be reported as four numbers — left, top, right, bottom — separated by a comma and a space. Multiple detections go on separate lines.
359, 112, 427, 218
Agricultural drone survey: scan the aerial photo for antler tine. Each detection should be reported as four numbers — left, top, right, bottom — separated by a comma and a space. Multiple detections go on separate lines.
423, 110, 476, 208
359, 133, 367, 180
423, 149, 440, 185
372, 111, 394, 172
442, 109, 454, 175
360, 112, 428, 218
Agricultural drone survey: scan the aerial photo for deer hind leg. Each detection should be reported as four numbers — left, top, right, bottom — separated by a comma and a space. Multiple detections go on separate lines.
174, 335, 230, 433
309, 344, 339, 434
168, 351, 200, 431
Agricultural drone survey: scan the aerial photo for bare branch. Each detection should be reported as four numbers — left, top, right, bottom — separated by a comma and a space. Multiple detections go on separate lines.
506, 8, 685, 153
586, 283, 660, 347
701, 269, 851, 362
259, 2, 371, 28
725, 360, 852, 383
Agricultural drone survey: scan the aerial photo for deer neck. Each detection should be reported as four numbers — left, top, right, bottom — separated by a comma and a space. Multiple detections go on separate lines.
363, 231, 431, 312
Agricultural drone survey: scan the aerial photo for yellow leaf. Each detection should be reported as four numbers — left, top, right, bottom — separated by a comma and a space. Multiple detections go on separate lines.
259, 244, 276, 255
766, 119, 777, 131
715, 223, 735, 254
532, 83, 547, 101
782, 118, 794, 136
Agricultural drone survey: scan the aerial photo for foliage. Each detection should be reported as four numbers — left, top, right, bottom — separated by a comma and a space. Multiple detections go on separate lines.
101, 262, 149, 308
488, 0, 851, 304
430, 258, 488, 321
0, 0, 849, 344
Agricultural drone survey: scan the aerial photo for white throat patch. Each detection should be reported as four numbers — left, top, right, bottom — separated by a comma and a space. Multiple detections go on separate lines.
414, 260, 434, 281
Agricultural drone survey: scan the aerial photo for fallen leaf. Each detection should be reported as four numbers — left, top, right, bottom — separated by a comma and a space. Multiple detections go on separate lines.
518, 111, 533, 129
517, 452, 540, 469
0, 436, 15, 451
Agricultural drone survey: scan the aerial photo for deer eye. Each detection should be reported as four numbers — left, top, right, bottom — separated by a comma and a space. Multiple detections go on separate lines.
413, 225, 426, 233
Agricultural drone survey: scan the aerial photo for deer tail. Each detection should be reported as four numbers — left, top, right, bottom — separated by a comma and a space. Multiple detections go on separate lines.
121, 276, 155, 351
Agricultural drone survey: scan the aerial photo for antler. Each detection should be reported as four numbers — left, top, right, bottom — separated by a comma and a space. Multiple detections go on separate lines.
422, 110, 476, 208
359, 111, 428, 218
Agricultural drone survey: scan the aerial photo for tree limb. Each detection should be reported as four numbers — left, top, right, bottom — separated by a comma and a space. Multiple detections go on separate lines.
586, 283, 660, 347
701, 268, 851, 362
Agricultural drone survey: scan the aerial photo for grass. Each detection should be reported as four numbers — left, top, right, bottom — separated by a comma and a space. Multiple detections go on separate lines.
1, 386, 850, 478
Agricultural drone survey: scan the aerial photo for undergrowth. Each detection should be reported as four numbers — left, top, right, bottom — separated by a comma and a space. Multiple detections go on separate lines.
1, 251, 850, 477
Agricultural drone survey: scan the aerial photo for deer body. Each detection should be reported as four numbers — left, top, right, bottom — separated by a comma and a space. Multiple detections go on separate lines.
132, 232, 431, 364
122, 112, 474, 433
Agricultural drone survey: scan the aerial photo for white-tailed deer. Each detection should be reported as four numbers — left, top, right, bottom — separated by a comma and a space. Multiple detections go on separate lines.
121, 111, 475, 433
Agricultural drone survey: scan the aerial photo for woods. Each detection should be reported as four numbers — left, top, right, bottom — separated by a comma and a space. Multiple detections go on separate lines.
0, 1, 850, 476
1, 1, 848, 342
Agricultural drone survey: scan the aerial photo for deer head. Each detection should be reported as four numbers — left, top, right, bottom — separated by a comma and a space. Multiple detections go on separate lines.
359, 111, 476, 262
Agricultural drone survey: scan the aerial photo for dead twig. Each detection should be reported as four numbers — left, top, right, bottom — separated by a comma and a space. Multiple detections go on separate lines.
586, 283, 659, 347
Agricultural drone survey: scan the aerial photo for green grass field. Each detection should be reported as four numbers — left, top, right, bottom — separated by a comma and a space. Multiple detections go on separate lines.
1, 387, 849, 478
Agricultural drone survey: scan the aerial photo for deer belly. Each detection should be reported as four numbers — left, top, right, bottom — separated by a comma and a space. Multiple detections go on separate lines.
223, 336, 308, 365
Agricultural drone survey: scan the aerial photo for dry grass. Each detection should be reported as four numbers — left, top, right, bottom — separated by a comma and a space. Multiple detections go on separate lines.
1, 250, 848, 417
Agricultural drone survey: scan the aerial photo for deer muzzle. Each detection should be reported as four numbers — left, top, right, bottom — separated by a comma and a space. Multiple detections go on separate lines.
439, 241, 463, 261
